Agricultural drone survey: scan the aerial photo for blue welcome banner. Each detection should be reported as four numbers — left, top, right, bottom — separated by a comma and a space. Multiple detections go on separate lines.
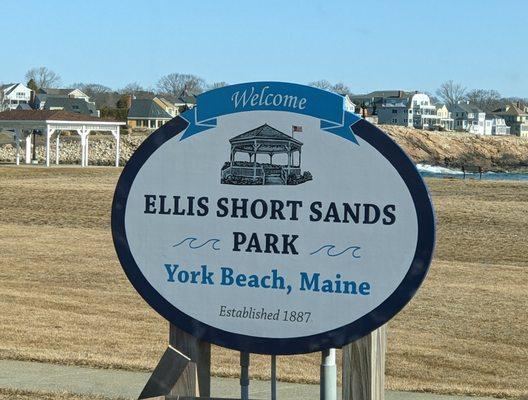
180, 81, 361, 144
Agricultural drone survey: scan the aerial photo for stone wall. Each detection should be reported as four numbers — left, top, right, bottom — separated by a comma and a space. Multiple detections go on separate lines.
0, 135, 147, 166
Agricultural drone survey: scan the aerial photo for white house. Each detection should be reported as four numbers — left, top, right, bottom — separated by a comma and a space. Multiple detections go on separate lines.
377, 92, 440, 129
0, 83, 33, 111
449, 101, 486, 134
485, 115, 510, 135
341, 94, 356, 113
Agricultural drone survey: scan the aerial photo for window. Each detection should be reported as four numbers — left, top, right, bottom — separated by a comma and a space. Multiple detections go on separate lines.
392, 109, 397, 114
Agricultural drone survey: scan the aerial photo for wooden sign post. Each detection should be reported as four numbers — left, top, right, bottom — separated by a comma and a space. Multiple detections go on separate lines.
111, 81, 434, 400
342, 326, 387, 400
139, 325, 211, 399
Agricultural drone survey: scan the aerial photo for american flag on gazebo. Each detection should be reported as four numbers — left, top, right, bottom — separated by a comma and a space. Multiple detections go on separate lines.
291, 125, 302, 137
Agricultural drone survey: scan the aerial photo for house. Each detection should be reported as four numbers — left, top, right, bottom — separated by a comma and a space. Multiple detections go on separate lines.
127, 98, 173, 129
0, 83, 33, 111
350, 90, 411, 115
33, 88, 93, 109
377, 92, 440, 129
435, 104, 454, 131
485, 115, 510, 135
449, 101, 486, 134
174, 89, 197, 112
43, 96, 98, 116
493, 103, 528, 137
340, 94, 356, 113
153, 97, 179, 117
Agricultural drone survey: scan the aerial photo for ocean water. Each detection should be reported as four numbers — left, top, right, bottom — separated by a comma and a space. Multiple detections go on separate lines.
417, 164, 528, 181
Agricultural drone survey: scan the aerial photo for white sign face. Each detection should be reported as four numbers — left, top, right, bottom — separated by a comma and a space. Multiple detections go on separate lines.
112, 82, 435, 354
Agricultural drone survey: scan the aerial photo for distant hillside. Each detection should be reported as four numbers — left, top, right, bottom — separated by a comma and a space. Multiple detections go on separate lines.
1, 126, 528, 171
381, 125, 528, 171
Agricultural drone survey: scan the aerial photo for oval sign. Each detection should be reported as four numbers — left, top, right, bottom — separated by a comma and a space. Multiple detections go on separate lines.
112, 81, 435, 354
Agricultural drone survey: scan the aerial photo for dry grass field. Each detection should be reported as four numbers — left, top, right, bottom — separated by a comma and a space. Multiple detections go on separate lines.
0, 388, 113, 400
0, 166, 527, 398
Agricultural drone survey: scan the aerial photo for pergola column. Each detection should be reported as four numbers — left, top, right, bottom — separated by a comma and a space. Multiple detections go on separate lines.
85, 128, 90, 167
55, 131, 61, 165
14, 129, 21, 166
45, 125, 55, 167
76, 128, 86, 167
25, 133, 32, 164
114, 126, 120, 167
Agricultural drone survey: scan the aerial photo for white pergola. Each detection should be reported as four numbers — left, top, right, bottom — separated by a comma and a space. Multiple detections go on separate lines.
0, 110, 126, 167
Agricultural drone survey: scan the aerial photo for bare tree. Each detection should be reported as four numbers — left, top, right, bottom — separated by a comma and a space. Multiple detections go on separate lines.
309, 80, 352, 95
70, 82, 119, 108
331, 82, 352, 96
72, 83, 111, 96
309, 80, 333, 91
207, 81, 228, 90
119, 82, 145, 95
156, 73, 205, 99
466, 89, 502, 113
118, 83, 155, 100
436, 80, 466, 108
25, 67, 61, 89
425, 91, 440, 105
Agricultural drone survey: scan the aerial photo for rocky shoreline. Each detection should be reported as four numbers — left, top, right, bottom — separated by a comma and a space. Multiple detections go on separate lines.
381, 125, 528, 172
1, 126, 528, 171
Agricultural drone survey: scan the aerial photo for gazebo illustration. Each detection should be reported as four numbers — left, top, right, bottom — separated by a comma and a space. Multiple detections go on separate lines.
221, 124, 313, 185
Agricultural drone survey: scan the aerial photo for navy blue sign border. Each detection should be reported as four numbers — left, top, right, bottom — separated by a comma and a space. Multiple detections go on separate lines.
111, 115, 435, 355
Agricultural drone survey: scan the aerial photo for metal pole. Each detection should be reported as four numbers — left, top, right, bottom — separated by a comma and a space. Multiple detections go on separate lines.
320, 348, 337, 400
271, 355, 277, 400
240, 352, 250, 400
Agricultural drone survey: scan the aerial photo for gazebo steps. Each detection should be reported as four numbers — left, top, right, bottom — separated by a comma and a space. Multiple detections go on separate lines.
265, 176, 284, 184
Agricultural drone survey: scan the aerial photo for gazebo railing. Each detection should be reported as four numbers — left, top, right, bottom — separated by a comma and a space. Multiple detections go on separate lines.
223, 163, 301, 184
222, 165, 265, 179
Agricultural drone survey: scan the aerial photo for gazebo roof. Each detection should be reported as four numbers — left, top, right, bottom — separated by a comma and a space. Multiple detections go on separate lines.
0, 109, 122, 123
230, 124, 303, 146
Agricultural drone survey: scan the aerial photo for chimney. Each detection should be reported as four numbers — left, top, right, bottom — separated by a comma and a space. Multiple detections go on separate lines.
29, 90, 36, 108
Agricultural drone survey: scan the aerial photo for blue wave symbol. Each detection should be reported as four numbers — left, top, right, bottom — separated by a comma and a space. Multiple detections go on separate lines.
310, 245, 361, 258
172, 237, 221, 251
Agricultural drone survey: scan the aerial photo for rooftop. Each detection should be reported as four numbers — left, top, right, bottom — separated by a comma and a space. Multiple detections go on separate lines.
44, 96, 97, 116
175, 89, 197, 105
127, 99, 172, 119
0, 109, 120, 123
230, 124, 303, 145
452, 101, 484, 114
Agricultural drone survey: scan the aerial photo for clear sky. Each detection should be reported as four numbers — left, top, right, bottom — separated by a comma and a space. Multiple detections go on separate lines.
2, 0, 527, 97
